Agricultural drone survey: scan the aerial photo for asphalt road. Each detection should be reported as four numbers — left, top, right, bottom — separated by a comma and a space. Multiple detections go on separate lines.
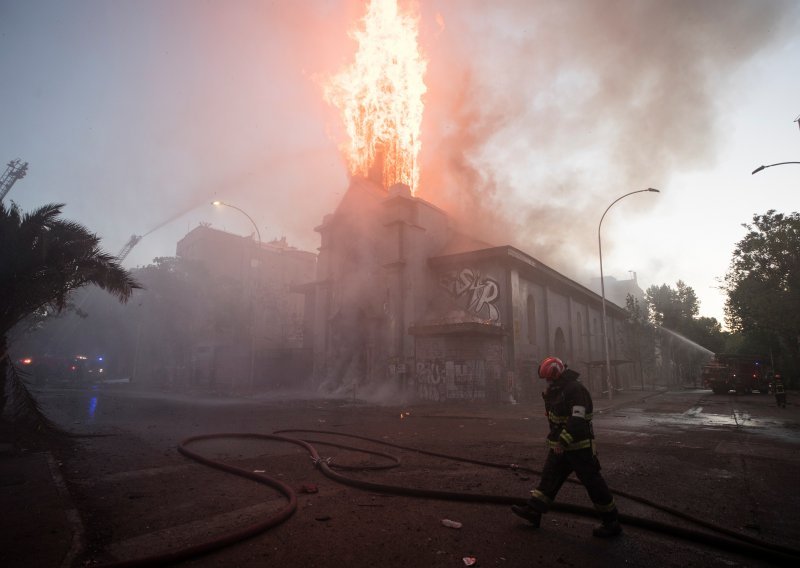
37, 386, 800, 567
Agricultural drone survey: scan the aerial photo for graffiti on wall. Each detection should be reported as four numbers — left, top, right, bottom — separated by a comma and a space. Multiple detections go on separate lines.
415, 359, 487, 401
415, 359, 446, 401
438, 268, 500, 323
448, 360, 486, 400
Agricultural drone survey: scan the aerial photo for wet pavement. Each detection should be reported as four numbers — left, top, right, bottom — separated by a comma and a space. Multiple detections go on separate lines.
2, 385, 799, 567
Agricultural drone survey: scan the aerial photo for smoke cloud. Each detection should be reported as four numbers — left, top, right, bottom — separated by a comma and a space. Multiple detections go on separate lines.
2, 0, 797, 289
412, 0, 798, 282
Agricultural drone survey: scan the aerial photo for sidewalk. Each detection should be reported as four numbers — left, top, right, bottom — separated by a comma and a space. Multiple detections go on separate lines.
0, 431, 81, 568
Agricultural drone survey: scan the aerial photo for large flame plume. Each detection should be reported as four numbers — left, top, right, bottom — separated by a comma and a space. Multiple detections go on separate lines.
325, 0, 427, 193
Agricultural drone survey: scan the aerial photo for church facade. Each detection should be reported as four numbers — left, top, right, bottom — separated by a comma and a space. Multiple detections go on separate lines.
303, 178, 633, 402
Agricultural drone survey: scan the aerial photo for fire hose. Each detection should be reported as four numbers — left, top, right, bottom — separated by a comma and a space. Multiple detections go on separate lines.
96, 429, 800, 567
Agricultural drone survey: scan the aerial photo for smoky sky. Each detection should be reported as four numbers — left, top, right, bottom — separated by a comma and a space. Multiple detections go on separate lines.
1, 0, 798, 307
414, 0, 798, 282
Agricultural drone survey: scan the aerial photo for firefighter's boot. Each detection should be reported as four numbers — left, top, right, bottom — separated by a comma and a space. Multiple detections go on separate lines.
592, 511, 622, 538
511, 504, 541, 528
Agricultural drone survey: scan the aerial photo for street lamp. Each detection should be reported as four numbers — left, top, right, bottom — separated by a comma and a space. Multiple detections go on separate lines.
212, 200, 262, 244
751, 162, 800, 175
598, 188, 660, 400
212, 200, 263, 390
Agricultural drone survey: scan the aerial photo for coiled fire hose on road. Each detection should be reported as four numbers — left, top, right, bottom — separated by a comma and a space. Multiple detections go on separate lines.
97, 430, 800, 567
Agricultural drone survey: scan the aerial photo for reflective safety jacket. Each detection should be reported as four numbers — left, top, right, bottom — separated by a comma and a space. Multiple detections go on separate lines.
542, 370, 595, 452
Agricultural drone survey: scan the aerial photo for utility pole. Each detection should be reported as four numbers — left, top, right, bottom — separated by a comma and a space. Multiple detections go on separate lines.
0, 159, 29, 203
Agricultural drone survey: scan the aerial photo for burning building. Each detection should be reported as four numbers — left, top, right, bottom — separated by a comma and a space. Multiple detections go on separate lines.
303, 176, 632, 402
303, 0, 633, 402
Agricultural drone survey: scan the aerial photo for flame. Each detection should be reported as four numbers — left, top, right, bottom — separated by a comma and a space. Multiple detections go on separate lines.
325, 0, 427, 193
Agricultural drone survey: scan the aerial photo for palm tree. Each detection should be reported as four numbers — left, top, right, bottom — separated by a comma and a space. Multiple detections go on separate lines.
0, 201, 141, 428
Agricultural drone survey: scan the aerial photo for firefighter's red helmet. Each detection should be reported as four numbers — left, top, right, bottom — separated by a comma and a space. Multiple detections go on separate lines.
538, 356, 565, 380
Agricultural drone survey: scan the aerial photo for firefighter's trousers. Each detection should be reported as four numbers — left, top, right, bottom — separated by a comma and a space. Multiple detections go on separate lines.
530, 447, 617, 520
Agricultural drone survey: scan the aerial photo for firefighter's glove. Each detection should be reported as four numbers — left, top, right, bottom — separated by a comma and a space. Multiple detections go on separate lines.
553, 445, 564, 455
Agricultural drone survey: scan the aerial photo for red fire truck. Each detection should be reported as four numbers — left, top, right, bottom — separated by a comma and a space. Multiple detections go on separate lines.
701, 354, 772, 395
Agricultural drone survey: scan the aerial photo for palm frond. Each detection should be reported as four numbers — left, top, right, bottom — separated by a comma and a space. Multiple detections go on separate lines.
1, 201, 142, 337
6, 361, 65, 435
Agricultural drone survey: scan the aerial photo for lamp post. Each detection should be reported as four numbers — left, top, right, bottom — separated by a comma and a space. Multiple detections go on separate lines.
212, 200, 262, 244
212, 200, 262, 390
598, 188, 660, 400
751, 162, 800, 175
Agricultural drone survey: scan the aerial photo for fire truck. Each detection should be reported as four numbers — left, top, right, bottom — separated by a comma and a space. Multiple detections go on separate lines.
701, 354, 772, 395
17, 354, 106, 385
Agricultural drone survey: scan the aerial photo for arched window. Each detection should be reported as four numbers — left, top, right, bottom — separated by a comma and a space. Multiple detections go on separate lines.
527, 294, 536, 344
576, 312, 583, 355
554, 327, 567, 360
593, 317, 598, 353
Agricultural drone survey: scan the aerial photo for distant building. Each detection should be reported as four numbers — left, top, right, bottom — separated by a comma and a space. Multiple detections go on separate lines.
176, 225, 317, 389
590, 273, 646, 309
302, 178, 635, 402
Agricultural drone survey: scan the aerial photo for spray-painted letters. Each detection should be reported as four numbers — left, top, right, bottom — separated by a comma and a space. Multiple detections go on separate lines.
415, 360, 446, 401
415, 359, 487, 401
438, 268, 500, 322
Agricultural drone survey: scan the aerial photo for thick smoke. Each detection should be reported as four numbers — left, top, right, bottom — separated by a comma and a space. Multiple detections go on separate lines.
3, 1, 796, 274
413, 0, 798, 282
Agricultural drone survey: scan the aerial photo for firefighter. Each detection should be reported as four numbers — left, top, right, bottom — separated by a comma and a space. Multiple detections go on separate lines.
511, 356, 622, 538
774, 374, 787, 408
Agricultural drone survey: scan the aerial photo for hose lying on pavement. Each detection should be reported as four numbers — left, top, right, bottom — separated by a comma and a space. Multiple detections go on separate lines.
278, 429, 800, 564
94, 430, 800, 567
279, 428, 800, 558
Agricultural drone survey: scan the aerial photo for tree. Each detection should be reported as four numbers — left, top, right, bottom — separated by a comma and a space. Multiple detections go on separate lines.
645, 280, 698, 328
724, 210, 800, 379
643, 281, 725, 386
0, 202, 140, 428
623, 294, 656, 388
644, 281, 724, 351
691, 316, 726, 354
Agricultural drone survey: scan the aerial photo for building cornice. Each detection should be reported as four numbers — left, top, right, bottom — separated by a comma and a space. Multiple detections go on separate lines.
429, 245, 627, 317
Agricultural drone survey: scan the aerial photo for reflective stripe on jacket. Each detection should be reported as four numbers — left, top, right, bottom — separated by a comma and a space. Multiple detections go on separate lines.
543, 372, 595, 452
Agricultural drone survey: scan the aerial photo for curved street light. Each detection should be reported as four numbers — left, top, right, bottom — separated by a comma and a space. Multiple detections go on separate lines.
212, 200, 262, 245
598, 188, 660, 400
212, 200, 263, 390
751, 162, 800, 175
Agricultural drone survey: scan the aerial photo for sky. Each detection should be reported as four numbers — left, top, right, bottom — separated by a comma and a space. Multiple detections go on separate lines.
2, 0, 799, 327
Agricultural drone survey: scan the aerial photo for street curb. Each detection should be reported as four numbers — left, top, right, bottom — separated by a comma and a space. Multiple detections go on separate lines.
45, 452, 85, 568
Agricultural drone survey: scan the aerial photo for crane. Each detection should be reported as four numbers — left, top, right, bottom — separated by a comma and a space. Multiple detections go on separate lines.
117, 234, 143, 262
0, 159, 29, 203
113, 198, 207, 263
